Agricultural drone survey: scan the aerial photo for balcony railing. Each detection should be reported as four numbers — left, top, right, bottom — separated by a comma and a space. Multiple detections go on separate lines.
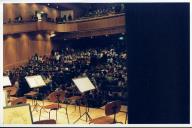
4, 13, 125, 35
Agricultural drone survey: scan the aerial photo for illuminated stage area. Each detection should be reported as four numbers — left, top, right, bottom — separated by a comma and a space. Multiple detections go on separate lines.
27, 98, 127, 124
3, 97, 127, 124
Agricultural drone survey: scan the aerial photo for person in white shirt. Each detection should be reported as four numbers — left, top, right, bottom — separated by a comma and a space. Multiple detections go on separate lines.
56, 54, 60, 61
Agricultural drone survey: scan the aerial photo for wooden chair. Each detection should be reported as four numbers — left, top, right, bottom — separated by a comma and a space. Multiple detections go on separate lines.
11, 97, 27, 106
4, 86, 18, 102
89, 100, 123, 124
33, 119, 56, 124
24, 91, 38, 106
39, 90, 69, 123
66, 95, 82, 116
5, 86, 17, 96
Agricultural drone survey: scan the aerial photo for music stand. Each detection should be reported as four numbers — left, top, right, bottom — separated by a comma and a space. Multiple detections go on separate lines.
25, 75, 46, 112
3, 76, 12, 87
72, 76, 95, 123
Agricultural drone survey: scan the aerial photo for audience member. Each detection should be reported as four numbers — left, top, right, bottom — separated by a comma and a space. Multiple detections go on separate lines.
5, 43, 127, 106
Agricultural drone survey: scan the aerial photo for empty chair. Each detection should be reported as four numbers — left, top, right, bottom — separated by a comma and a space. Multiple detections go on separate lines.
39, 90, 69, 123
89, 100, 123, 124
66, 95, 82, 116
33, 119, 56, 124
11, 97, 27, 106
5, 86, 17, 96
24, 91, 38, 106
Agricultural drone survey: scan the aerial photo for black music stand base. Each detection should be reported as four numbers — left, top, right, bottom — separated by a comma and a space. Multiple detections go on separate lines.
73, 96, 92, 124
72, 77, 95, 124
32, 94, 48, 113
73, 108, 92, 124
32, 99, 41, 112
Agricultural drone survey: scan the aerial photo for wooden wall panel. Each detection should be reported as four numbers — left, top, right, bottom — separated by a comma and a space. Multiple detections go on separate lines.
77, 15, 125, 31
3, 4, 14, 23
4, 23, 37, 35
44, 35, 52, 56
36, 22, 78, 32
56, 23, 78, 32
4, 36, 17, 67
32, 41, 45, 56
3, 4, 60, 23
3, 33, 53, 70
4, 15, 124, 35
16, 34, 30, 61
37, 22, 58, 31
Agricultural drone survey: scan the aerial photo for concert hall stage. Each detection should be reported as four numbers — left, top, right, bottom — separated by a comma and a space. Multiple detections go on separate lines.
9, 97, 128, 124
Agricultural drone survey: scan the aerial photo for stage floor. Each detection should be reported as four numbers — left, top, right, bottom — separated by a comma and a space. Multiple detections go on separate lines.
25, 98, 128, 124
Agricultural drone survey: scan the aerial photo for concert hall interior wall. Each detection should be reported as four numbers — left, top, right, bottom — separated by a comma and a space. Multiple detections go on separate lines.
3, 32, 53, 70
3, 3, 60, 23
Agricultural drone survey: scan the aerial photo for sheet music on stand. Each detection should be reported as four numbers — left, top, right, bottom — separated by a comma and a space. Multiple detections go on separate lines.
3, 104, 33, 124
25, 75, 46, 88
72, 77, 95, 93
3, 76, 12, 87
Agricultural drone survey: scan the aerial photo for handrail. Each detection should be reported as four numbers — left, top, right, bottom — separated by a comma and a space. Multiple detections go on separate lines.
4, 13, 125, 25
65, 13, 125, 23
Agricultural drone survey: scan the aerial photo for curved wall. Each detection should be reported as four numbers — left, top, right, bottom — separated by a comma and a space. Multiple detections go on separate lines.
3, 33, 52, 70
